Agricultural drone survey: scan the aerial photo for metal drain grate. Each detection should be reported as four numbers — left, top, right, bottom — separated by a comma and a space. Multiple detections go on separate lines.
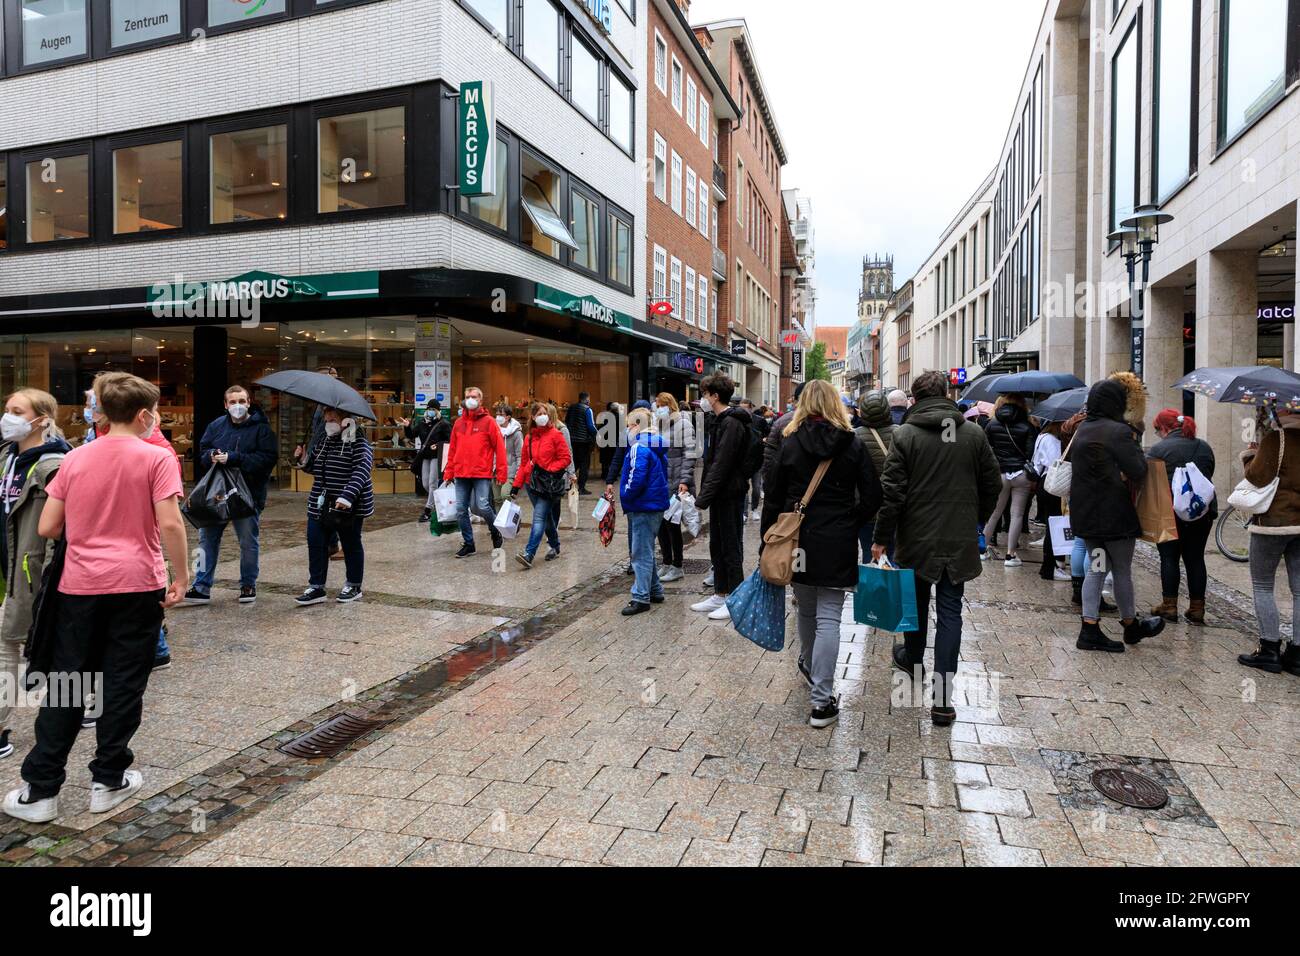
1091, 768, 1169, 809
277, 712, 388, 759
682, 559, 713, 574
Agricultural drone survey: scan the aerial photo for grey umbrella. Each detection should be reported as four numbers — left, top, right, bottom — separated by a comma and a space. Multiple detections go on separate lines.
1173, 366, 1300, 410
1028, 386, 1089, 422
254, 370, 377, 421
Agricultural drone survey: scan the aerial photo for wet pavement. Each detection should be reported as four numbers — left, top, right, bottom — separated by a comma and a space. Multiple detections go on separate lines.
2, 500, 1299, 867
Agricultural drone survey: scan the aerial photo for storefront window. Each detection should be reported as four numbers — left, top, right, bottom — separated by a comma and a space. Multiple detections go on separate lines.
21, 0, 88, 67
609, 213, 631, 289
111, 0, 182, 48
1219, 0, 1287, 145
521, 150, 576, 258
113, 140, 183, 234
463, 0, 508, 35
207, 0, 286, 27
571, 36, 601, 122
26, 153, 90, 243
570, 189, 600, 274
460, 138, 508, 230
610, 74, 633, 152
317, 106, 406, 214
523, 0, 560, 85
210, 125, 288, 224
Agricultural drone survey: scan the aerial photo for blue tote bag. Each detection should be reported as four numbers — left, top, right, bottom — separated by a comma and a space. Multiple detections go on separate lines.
726, 568, 787, 652
853, 560, 919, 632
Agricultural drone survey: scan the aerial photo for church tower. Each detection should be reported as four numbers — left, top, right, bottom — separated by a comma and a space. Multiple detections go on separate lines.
857, 254, 894, 324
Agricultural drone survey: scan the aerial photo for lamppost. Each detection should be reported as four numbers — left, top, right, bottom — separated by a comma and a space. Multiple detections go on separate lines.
1110, 203, 1174, 379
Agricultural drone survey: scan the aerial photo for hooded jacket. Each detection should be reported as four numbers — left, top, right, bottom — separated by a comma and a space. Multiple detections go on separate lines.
1, 436, 70, 643
660, 411, 700, 493
984, 401, 1038, 473
199, 406, 277, 511
513, 424, 573, 495
499, 417, 524, 484
406, 411, 453, 465
1066, 380, 1148, 541
761, 418, 882, 589
1108, 371, 1149, 435
874, 396, 1003, 585
1243, 418, 1300, 534
853, 392, 896, 477
698, 406, 754, 509
445, 407, 508, 483
620, 430, 670, 513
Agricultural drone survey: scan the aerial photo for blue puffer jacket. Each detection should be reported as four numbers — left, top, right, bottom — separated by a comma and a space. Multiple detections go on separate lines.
620, 431, 670, 513
199, 406, 278, 510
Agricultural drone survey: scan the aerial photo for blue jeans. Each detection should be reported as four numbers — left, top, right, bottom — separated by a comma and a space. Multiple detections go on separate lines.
193, 514, 261, 593
156, 624, 169, 659
455, 477, 498, 546
307, 516, 364, 589
628, 511, 665, 605
903, 572, 965, 708
1071, 536, 1087, 578
523, 490, 561, 560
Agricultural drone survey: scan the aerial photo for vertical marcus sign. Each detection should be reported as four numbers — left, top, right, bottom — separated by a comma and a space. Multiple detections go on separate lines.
459, 81, 497, 198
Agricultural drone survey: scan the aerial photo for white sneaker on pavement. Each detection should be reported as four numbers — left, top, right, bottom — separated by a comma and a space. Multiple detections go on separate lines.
1004, 556, 1023, 568
1028, 538, 1045, 549
1053, 567, 1072, 582
3, 786, 58, 823
90, 769, 143, 814
659, 566, 684, 583
691, 595, 726, 613
708, 603, 731, 621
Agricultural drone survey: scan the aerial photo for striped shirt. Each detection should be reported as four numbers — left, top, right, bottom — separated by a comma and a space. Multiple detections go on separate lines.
307, 435, 374, 519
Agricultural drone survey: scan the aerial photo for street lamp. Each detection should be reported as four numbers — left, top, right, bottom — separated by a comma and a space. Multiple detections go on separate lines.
1115, 204, 1175, 379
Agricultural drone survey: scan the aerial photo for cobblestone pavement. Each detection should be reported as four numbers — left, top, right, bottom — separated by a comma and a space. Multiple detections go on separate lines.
3, 503, 1299, 867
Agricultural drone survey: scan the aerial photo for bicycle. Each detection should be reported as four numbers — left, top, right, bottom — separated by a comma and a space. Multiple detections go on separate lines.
1214, 505, 1252, 563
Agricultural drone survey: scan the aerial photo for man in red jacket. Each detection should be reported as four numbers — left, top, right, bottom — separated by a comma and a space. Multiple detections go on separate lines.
444, 386, 507, 558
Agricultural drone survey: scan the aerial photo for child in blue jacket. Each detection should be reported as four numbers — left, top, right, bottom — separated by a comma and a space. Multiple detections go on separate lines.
619, 408, 670, 616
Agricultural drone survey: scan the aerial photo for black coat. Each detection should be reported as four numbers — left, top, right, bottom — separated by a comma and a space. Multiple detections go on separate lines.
761, 418, 882, 589
1148, 432, 1217, 519
984, 403, 1038, 473
198, 407, 277, 510
698, 407, 753, 509
1067, 380, 1148, 541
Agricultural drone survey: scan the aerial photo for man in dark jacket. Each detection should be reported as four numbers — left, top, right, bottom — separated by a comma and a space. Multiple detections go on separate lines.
401, 400, 452, 522
740, 400, 769, 519
761, 381, 807, 489
565, 392, 598, 495
872, 371, 1002, 726
186, 385, 277, 606
855, 391, 896, 562
692, 374, 753, 620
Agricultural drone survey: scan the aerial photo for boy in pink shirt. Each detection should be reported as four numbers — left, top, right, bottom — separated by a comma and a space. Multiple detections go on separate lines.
3, 373, 189, 824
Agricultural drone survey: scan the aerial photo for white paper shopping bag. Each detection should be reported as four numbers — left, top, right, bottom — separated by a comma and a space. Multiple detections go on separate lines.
433, 482, 459, 523
493, 499, 522, 539
1048, 515, 1074, 556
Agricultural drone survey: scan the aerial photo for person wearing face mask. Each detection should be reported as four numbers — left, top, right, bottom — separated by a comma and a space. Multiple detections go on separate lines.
653, 393, 697, 583
296, 408, 374, 606
508, 403, 573, 569
443, 387, 507, 559
399, 400, 452, 523
3, 373, 188, 824
0, 389, 71, 761
184, 385, 277, 607
80, 390, 102, 445
494, 403, 524, 496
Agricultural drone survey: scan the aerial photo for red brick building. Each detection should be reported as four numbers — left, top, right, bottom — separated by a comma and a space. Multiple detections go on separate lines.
644, 0, 741, 401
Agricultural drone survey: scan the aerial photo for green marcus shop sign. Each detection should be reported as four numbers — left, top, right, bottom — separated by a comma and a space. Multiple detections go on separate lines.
458, 80, 497, 198
146, 270, 379, 323
534, 284, 634, 332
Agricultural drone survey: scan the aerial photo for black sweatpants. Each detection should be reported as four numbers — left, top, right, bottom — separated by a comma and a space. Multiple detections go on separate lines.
708, 495, 746, 595
659, 519, 684, 569
1158, 515, 1213, 600
1037, 488, 1062, 579
573, 441, 594, 491
22, 590, 164, 799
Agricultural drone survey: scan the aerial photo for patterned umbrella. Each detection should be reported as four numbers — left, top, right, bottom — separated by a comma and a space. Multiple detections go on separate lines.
1173, 366, 1300, 410
598, 491, 617, 547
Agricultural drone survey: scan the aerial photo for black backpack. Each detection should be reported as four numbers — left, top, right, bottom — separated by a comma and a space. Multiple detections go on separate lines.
740, 421, 764, 479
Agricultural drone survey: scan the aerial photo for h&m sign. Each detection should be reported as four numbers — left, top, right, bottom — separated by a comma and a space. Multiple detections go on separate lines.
458, 81, 497, 197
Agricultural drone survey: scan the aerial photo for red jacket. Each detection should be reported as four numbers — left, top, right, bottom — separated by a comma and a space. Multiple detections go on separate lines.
513, 426, 572, 490
445, 409, 507, 483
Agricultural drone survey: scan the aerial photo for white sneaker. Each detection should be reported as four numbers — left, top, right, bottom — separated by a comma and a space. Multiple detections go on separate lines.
659, 566, 684, 583
691, 595, 726, 613
751, 509, 762, 521
3, 786, 58, 823
90, 769, 143, 814
1004, 556, 1023, 568
1053, 567, 1072, 582
703, 571, 715, 588
1028, 538, 1045, 549
979, 551, 990, 562
708, 603, 732, 621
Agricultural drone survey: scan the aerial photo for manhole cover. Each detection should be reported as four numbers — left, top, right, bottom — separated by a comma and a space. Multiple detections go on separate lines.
682, 559, 712, 574
1091, 768, 1169, 809
278, 712, 388, 759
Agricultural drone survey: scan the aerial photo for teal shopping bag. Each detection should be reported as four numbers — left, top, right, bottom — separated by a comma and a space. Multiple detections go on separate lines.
853, 561, 919, 632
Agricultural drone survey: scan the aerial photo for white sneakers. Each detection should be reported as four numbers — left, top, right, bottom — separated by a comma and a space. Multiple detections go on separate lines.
1027, 538, 1046, 549
1053, 567, 1073, 582
708, 604, 731, 621
659, 566, 684, 583
2, 786, 58, 823
90, 770, 143, 814
691, 594, 726, 614
1004, 556, 1023, 568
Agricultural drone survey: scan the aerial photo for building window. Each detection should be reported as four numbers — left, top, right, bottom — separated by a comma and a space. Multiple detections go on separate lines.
1110, 14, 1140, 234
0, 158, 7, 249
711, 205, 718, 245
1032, 61, 1044, 184
654, 31, 668, 93
609, 74, 633, 153
1218, 0, 1289, 147
609, 211, 632, 290
684, 267, 697, 325
699, 97, 710, 148
698, 181, 709, 238
317, 106, 406, 215
463, 0, 509, 35
21, 0, 89, 67
671, 56, 683, 113
570, 187, 600, 275
685, 167, 697, 227
521, 149, 575, 258
523, 0, 561, 86
571, 36, 601, 122
653, 246, 668, 300
1154, 0, 1199, 200
26, 152, 90, 243
711, 289, 718, 330
699, 275, 710, 333
207, 0, 286, 27
671, 257, 683, 313
653, 134, 667, 202
686, 77, 698, 131
460, 135, 509, 231
670, 150, 682, 215
113, 139, 183, 234
111, 0, 182, 49
210, 125, 288, 224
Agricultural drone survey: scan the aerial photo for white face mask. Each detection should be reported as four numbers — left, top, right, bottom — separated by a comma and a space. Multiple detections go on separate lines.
228, 402, 249, 421
655, 406, 670, 419
463, 397, 480, 411
141, 411, 157, 441
325, 422, 342, 438
1, 413, 35, 443
496, 415, 508, 426
534, 415, 550, 428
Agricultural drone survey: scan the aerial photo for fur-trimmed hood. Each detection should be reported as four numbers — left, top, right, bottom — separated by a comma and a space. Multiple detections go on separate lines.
1107, 371, 1148, 433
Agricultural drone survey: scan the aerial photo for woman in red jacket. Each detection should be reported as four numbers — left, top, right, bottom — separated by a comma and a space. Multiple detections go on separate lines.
509, 402, 573, 569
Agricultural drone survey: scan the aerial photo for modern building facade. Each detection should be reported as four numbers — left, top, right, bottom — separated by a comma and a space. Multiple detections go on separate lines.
780, 187, 814, 408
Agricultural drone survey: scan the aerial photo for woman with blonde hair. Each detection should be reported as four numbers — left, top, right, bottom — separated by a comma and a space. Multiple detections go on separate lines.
653, 392, 698, 582
0, 388, 71, 759
981, 393, 1038, 567
761, 379, 881, 728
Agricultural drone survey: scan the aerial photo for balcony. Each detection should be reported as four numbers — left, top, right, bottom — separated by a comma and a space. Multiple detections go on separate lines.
712, 162, 727, 201
713, 247, 728, 283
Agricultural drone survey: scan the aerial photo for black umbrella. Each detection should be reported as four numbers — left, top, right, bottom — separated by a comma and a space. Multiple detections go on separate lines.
254, 370, 377, 421
994, 370, 1086, 396
1173, 366, 1300, 411
1028, 386, 1088, 422
960, 375, 1009, 405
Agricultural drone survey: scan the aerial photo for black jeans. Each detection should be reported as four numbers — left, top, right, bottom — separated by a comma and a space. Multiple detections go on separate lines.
708, 495, 746, 595
573, 441, 594, 490
658, 518, 684, 569
22, 589, 164, 799
1158, 515, 1212, 600
903, 572, 965, 708
308, 516, 365, 588
1037, 488, 1061, 579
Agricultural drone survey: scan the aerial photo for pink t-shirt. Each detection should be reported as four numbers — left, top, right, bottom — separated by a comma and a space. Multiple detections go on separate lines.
46, 435, 185, 595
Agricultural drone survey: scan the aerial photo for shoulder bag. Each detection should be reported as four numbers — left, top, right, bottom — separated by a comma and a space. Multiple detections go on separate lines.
527, 435, 568, 499
1228, 428, 1286, 516
760, 459, 832, 587
1042, 430, 1077, 498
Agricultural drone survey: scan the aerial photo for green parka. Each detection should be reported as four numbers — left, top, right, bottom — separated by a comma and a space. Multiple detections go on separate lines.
854, 391, 896, 476
1, 447, 65, 643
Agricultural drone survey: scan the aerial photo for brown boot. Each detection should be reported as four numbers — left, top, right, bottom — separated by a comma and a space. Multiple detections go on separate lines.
1151, 597, 1178, 623
1184, 599, 1206, 626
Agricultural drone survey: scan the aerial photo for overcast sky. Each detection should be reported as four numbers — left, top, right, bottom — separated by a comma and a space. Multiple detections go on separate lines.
689, 0, 1046, 331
